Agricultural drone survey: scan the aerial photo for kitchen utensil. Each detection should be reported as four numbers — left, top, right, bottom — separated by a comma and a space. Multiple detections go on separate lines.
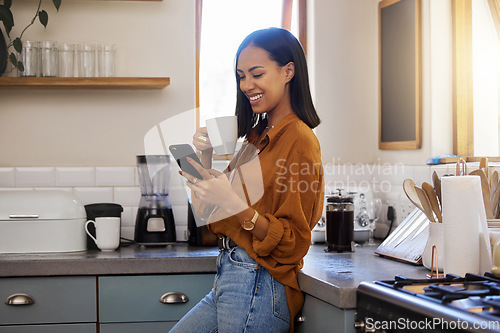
422, 182, 442, 222
469, 169, 494, 219
325, 191, 354, 252
480, 157, 489, 179
432, 171, 442, 208
135, 155, 176, 245
490, 171, 499, 204
414, 186, 435, 223
456, 158, 467, 176
403, 179, 423, 211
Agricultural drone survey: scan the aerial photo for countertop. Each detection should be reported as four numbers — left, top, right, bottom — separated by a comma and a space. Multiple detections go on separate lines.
0, 243, 430, 309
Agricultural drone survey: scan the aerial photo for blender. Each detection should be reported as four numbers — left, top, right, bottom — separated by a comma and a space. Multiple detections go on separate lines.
134, 155, 176, 245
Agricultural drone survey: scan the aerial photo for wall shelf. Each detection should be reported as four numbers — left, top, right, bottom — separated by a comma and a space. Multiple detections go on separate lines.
0, 77, 170, 90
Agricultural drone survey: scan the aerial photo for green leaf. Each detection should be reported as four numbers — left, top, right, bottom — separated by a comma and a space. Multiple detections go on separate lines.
13, 38, 22, 54
4, 0, 12, 9
0, 5, 14, 35
17, 61, 24, 72
39, 10, 48, 28
8, 52, 17, 66
52, 0, 61, 12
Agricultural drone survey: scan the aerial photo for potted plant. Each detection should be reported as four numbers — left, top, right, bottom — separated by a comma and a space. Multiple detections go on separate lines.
0, 0, 61, 76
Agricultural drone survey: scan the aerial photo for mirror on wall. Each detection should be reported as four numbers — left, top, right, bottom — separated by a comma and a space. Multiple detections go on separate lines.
379, 0, 422, 150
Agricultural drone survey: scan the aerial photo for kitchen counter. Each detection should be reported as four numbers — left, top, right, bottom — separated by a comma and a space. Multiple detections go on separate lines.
0, 243, 429, 310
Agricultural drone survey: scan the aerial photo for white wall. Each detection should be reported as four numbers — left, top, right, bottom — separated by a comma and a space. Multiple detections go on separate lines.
0, 0, 196, 167
310, 0, 453, 165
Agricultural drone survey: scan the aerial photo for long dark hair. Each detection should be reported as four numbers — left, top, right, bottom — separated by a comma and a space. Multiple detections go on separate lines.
234, 27, 320, 138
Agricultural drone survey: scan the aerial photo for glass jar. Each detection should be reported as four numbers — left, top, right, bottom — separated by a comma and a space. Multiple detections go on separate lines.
40, 41, 58, 77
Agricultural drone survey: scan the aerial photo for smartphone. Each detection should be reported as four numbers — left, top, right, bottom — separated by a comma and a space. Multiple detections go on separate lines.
169, 144, 204, 180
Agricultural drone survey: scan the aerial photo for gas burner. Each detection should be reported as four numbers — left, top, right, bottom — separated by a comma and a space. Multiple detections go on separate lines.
357, 274, 500, 332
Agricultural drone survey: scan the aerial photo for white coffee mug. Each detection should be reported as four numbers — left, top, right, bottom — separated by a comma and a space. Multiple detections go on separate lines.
206, 116, 237, 155
85, 217, 120, 251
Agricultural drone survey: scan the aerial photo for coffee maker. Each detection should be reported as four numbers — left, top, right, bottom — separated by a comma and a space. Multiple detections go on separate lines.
134, 155, 176, 245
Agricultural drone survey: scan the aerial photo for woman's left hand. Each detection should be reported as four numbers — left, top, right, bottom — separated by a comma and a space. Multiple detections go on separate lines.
181, 157, 246, 214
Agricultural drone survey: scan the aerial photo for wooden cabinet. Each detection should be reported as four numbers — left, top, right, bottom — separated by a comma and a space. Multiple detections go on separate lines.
295, 294, 356, 333
0, 276, 97, 332
99, 274, 213, 331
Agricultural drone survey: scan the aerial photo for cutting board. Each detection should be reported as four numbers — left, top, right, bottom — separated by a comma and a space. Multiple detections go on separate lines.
375, 208, 429, 265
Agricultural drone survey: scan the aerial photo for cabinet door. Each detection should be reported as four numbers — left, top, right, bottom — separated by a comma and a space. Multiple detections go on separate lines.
295, 294, 356, 333
99, 274, 213, 323
0, 323, 96, 333
0, 276, 96, 325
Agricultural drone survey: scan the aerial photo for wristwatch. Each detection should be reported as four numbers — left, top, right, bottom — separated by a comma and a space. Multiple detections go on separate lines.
242, 210, 259, 231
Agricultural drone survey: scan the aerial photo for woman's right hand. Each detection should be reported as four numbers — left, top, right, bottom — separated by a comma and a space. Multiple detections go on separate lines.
193, 127, 213, 152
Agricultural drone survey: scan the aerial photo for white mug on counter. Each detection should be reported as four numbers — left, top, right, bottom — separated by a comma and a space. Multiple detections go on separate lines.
85, 217, 120, 251
206, 115, 237, 155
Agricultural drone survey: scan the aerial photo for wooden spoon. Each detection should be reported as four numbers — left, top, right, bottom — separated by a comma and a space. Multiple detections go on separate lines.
422, 182, 442, 222
403, 179, 423, 211
414, 185, 435, 222
470, 169, 494, 219
432, 171, 442, 209
490, 170, 499, 203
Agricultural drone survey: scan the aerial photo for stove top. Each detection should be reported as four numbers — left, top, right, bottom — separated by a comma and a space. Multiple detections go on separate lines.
356, 274, 500, 332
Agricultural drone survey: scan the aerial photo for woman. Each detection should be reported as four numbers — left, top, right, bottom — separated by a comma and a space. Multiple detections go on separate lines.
171, 27, 323, 333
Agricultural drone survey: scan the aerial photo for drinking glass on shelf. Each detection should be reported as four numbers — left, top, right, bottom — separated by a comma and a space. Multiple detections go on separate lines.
18, 41, 39, 77
58, 43, 75, 77
77, 43, 96, 77
97, 43, 116, 77
40, 41, 58, 77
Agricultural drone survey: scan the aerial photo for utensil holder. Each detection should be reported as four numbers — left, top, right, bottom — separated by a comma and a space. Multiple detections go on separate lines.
422, 221, 444, 272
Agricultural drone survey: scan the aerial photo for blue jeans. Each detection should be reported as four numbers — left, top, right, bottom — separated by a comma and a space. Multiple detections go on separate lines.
170, 245, 290, 333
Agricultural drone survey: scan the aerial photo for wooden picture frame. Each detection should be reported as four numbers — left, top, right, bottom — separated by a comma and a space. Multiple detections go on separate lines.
379, 0, 422, 150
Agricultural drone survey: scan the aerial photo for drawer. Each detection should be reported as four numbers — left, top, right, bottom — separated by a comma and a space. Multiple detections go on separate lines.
99, 274, 213, 322
0, 276, 96, 325
100, 322, 175, 333
0, 323, 96, 333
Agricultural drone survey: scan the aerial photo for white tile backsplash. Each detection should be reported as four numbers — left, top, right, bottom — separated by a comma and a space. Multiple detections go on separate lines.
16, 167, 55, 187
56, 167, 95, 187
74, 187, 114, 205
0, 168, 15, 187
121, 206, 135, 227
113, 187, 141, 206
96, 167, 135, 186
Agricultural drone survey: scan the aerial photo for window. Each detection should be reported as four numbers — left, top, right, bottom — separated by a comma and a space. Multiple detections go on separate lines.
195, 0, 307, 127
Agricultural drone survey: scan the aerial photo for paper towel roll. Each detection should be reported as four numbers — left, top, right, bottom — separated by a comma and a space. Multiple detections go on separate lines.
441, 175, 491, 276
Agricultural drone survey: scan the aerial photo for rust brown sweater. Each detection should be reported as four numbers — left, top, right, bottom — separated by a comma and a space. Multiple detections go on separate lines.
204, 113, 324, 332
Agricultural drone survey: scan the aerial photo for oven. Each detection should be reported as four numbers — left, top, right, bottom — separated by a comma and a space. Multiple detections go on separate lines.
355, 274, 500, 332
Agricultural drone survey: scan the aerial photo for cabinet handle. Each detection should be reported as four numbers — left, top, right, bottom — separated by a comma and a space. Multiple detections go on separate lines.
5, 293, 35, 305
159, 292, 189, 304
